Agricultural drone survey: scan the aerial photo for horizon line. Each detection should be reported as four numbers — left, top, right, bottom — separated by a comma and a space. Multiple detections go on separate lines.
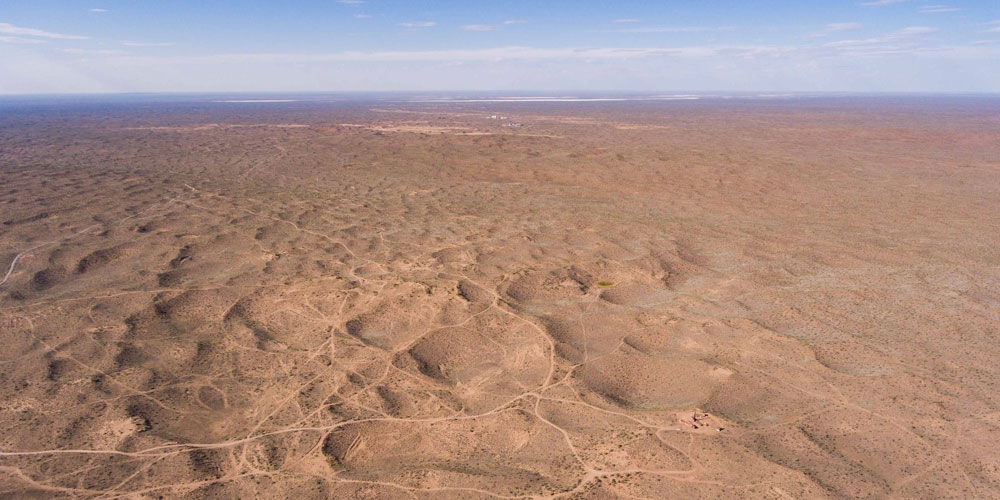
2, 90, 999, 97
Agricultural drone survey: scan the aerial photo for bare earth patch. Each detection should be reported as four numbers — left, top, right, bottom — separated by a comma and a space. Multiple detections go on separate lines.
1, 96, 999, 498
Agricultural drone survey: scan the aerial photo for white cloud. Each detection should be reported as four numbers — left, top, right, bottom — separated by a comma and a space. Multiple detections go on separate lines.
503, 20, 527, 25
8, 39, 999, 94
895, 26, 939, 36
0, 22, 88, 40
603, 26, 734, 34
919, 5, 962, 13
828, 26, 936, 43
398, 22, 436, 28
64, 48, 124, 55
121, 41, 175, 47
462, 25, 494, 31
810, 22, 863, 38
860, 0, 909, 6
614, 19, 640, 24
823, 26, 940, 56
827, 23, 863, 32
102, 45, 796, 65
0, 36, 46, 44
90, 8, 108, 13
355, 14, 372, 19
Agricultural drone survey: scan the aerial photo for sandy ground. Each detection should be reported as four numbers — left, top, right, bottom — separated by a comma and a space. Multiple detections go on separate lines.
0, 96, 999, 498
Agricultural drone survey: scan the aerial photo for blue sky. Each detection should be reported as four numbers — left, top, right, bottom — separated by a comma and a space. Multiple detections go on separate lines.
1, 0, 998, 94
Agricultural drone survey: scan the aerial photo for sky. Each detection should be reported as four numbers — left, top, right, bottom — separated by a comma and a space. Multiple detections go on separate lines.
1, 0, 998, 94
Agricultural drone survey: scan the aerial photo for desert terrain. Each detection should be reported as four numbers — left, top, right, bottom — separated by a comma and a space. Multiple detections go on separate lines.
0, 94, 998, 498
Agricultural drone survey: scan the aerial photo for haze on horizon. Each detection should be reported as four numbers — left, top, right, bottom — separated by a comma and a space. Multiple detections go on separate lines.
1, 0, 999, 95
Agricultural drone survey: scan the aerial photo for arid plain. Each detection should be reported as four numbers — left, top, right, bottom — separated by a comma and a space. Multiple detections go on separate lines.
1, 95, 998, 498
